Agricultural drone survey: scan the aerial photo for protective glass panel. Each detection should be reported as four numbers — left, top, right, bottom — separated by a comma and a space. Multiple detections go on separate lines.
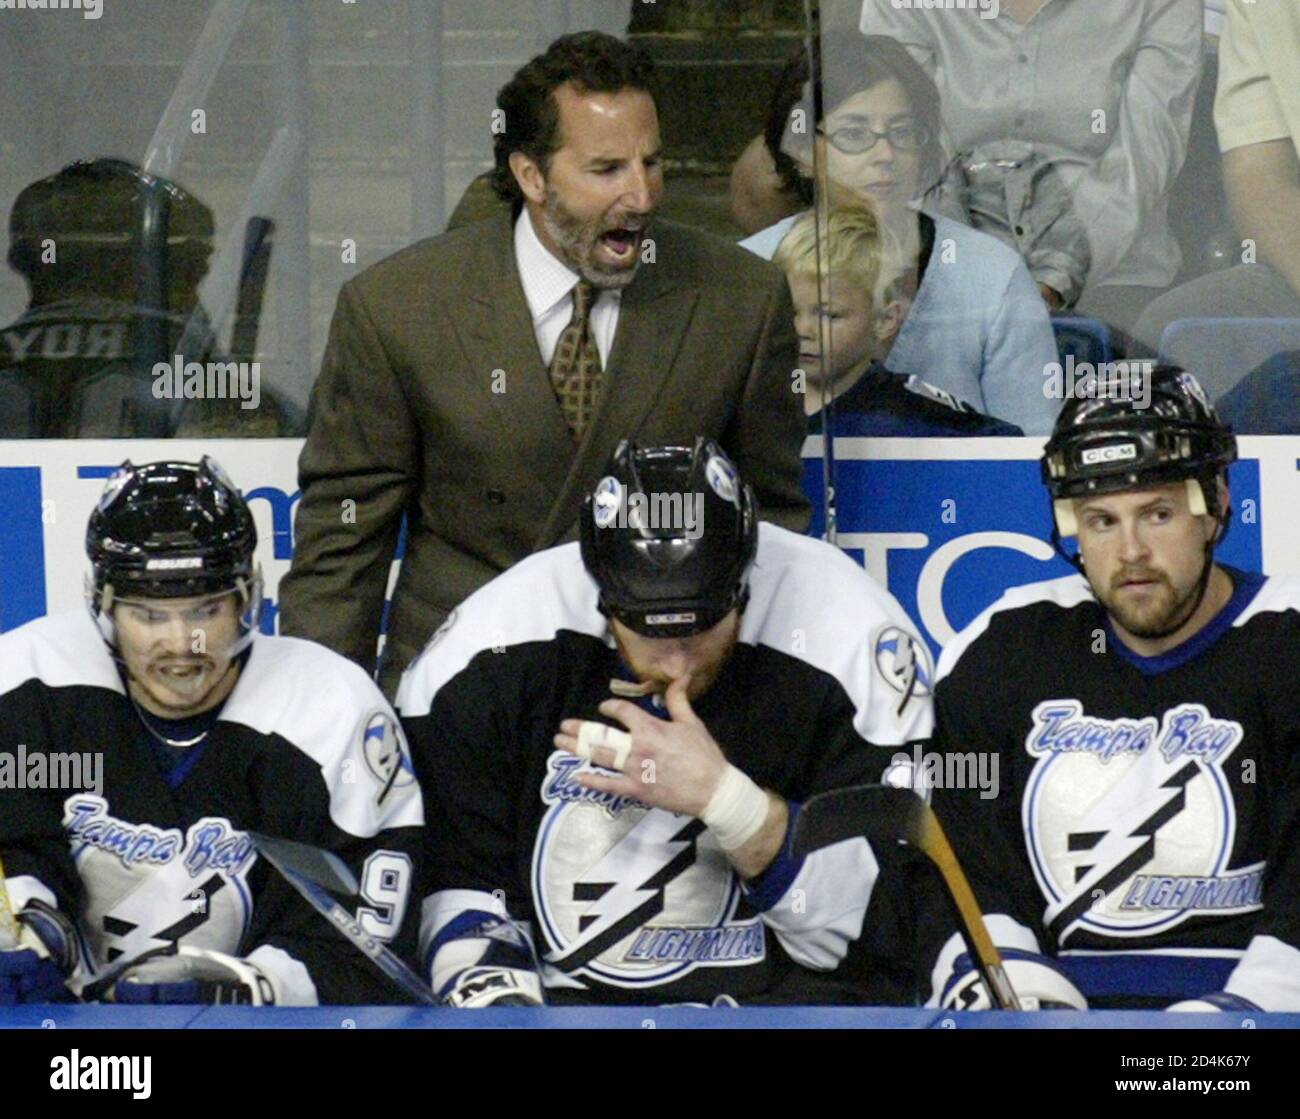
0, 0, 628, 440
800, 1, 1298, 440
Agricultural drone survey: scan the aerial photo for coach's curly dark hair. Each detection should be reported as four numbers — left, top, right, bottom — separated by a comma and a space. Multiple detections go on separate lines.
766, 35, 943, 204
491, 31, 659, 209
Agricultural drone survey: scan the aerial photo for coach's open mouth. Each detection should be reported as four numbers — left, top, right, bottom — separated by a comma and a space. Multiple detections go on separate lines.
599, 227, 640, 263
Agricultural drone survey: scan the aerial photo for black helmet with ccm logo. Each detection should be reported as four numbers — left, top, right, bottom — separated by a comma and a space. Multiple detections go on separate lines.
579, 439, 757, 638
1041, 365, 1237, 539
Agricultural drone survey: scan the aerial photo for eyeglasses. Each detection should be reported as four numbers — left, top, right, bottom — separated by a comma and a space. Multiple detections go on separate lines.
819, 120, 930, 155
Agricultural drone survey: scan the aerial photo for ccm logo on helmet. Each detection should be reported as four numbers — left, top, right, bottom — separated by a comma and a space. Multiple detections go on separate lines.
1080, 443, 1138, 467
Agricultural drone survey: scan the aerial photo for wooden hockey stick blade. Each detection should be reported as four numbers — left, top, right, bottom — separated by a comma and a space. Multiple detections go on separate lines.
793, 785, 1021, 1010
248, 832, 437, 1006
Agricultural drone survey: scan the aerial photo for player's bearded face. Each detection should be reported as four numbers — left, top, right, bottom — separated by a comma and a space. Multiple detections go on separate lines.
1075, 484, 1219, 641
527, 84, 663, 289
114, 590, 242, 717
610, 611, 741, 702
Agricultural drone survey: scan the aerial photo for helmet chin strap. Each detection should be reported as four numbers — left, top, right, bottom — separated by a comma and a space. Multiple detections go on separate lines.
1049, 520, 1084, 575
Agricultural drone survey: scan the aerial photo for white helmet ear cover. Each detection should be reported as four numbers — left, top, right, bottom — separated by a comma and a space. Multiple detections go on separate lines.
1053, 499, 1079, 538
1186, 476, 1208, 517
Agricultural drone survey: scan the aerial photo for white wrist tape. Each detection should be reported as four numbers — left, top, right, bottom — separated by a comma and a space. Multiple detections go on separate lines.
575, 720, 633, 772
701, 765, 769, 851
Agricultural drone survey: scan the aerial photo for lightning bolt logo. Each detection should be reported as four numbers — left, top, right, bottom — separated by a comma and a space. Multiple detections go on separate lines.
1044, 755, 1199, 942
546, 813, 705, 972
102, 874, 226, 963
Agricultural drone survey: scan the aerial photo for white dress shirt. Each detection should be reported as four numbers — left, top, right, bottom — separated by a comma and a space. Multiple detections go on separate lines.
514, 207, 622, 367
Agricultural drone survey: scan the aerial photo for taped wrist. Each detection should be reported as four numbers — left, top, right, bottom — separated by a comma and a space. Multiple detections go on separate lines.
701, 765, 769, 851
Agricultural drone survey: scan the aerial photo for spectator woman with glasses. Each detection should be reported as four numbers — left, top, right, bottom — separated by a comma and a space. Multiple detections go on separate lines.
735, 36, 1060, 434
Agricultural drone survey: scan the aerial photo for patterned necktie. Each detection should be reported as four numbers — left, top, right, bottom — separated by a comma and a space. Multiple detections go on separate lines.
548, 279, 604, 440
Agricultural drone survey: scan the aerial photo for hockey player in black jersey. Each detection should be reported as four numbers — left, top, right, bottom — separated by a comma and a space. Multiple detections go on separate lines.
399, 439, 933, 1007
0, 458, 423, 1005
921, 368, 1300, 1012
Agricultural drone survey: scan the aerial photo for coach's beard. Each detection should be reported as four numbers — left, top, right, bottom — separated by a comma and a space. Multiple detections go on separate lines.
541, 187, 649, 289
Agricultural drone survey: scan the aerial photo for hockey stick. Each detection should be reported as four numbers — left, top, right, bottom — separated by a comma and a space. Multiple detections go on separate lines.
791, 784, 1022, 1010
0, 853, 20, 949
247, 833, 438, 1007
228, 216, 274, 363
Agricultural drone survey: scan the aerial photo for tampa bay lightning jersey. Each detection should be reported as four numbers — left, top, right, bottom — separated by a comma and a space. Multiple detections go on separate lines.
398, 524, 934, 1005
0, 611, 424, 1004
919, 568, 1300, 1010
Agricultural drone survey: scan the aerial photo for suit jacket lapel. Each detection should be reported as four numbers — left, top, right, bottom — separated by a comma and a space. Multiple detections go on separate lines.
453, 214, 574, 500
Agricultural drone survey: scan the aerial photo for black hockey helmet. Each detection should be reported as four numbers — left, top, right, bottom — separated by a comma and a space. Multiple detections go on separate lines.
7, 157, 213, 310
579, 439, 758, 638
1041, 366, 1237, 539
85, 456, 262, 651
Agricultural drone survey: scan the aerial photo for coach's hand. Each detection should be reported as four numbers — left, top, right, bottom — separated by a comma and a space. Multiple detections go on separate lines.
555, 675, 726, 817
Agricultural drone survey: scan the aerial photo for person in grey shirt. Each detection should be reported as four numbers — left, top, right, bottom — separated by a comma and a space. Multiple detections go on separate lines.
860, 0, 1203, 339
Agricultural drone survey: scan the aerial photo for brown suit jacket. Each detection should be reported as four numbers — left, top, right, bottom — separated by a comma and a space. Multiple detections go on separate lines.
279, 211, 809, 695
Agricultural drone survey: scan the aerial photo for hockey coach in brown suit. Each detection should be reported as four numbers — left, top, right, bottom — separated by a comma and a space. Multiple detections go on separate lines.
280, 32, 809, 696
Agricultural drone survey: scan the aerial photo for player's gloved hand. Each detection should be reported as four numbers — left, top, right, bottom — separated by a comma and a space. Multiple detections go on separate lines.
1166, 993, 1262, 1013
940, 950, 1087, 1011
105, 946, 278, 1005
443, 966, 544, 1008
0, 900, 77, 1005
430, 910, 546, 1008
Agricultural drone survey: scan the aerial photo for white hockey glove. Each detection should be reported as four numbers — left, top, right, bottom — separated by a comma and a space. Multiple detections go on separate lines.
444, 966, 544, 1008
940, 950, 1087, 1011
429, 910, 545, 1008
1167, 993, 1263, 1013
105, 946, 279, 1005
